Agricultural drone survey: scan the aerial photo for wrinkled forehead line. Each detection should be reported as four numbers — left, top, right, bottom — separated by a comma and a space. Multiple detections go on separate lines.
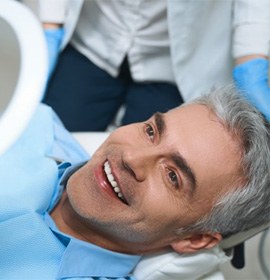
168, 103, 244, 160
167, 103, 220, 124
169, 102, 210, 113
175, 103, 237, 134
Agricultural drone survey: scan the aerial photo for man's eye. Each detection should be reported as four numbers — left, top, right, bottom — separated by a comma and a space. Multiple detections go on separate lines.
145, 123, 155, 141
167, 169, 179, 188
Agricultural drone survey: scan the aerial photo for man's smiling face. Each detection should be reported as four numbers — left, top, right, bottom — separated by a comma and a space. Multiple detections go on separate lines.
64, 104, 243, 254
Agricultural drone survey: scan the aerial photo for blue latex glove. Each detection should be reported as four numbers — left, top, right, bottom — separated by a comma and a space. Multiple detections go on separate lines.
44, 28, 64, 78
233, 58, 270, 121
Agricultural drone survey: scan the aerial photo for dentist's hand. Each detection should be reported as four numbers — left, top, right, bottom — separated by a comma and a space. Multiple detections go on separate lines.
233, 57, 270, 121
43, 24, 64, 78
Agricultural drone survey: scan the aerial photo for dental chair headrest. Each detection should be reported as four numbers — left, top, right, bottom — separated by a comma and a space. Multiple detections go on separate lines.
220, 221, 270, 249
220, 221, 270, 269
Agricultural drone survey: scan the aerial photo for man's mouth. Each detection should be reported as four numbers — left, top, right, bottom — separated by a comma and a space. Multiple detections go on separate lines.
103, 161, 128, 205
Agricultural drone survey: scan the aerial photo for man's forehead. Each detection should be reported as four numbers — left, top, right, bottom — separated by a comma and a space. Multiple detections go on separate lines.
164, 103, 243, 192
165, 103, 217, 125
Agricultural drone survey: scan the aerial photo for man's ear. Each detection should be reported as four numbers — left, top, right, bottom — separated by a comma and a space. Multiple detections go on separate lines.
170, 232, 222, 253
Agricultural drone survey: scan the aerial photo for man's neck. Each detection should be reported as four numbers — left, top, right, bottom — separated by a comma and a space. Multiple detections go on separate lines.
51, 191, 169, 255
50, 191, 133, 253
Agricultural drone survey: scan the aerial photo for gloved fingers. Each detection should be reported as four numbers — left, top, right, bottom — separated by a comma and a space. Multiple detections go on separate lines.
233, 58, 269, 90
233, 58, 270, 120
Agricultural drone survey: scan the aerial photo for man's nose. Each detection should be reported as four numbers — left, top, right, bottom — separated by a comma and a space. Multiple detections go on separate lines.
122, 147, 157, 182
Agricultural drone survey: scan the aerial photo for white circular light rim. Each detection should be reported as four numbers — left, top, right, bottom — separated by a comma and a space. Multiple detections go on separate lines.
0, 0, 48, 155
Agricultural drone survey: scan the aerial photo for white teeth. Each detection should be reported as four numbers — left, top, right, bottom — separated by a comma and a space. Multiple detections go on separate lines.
104, 161, 124, 199
114, 187, 120, 193
104, 162, 111, 173
111, 181, 117, 187
107, 174, 114, 182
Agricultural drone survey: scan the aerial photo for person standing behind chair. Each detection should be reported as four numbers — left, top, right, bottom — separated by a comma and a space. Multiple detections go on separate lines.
37, 0, 270, 131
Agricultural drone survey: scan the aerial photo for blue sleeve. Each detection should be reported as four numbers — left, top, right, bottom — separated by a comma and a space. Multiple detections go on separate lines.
48, 107, 90, 164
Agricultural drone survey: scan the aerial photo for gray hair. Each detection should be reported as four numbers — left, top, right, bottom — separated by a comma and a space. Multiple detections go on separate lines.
181, 86, 270, 238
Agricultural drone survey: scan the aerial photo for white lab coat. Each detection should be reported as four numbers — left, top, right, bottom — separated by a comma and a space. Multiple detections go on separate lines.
38, 0, 270, 101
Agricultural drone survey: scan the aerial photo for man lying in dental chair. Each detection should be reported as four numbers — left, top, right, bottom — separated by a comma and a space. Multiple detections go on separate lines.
0, 86, 269, 280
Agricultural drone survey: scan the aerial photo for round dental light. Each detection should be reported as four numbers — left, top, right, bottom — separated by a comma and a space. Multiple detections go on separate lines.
0, 0, 48, 155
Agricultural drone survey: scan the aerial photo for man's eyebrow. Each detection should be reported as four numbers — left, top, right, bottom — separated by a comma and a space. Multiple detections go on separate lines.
154, 112, 166, 137
171, 153, 197, 194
